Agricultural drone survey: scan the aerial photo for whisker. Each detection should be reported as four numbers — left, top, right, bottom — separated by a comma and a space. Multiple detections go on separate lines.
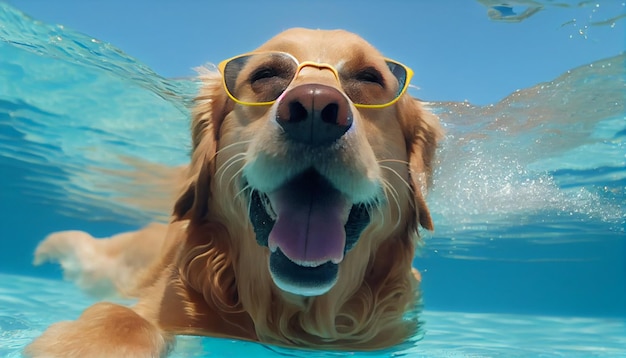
379, 164, 414, 198
213, 141, 255, 209
213, 140, 253, 192
228, 165, 248, 196
377, 158, 415, 199
213, 140, 253, 160
377, 158, 410, 166
243, 185, 255, 218
216, 153, 247, 188
379, 165, 412, 230
380, 177, 402, 230
374, 182, 389, 228
237, 183, 252, 201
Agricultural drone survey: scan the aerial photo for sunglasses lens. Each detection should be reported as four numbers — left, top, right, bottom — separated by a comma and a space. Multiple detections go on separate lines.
222, 53, 298, 105
386, 61, 408, 98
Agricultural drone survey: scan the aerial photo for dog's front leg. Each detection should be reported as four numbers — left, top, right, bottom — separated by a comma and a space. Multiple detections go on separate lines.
24, 302, 172, 358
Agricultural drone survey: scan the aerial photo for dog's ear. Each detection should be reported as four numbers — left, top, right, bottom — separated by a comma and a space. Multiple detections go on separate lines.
173, 71, 230, 221
398, 97, 442, 231
173, 154, 212, 221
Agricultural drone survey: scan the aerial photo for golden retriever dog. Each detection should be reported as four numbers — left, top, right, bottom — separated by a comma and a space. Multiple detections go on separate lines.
26, 28, 441, 357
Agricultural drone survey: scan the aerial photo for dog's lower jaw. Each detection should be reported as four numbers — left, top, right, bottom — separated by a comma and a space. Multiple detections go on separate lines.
269, 249, 339, 296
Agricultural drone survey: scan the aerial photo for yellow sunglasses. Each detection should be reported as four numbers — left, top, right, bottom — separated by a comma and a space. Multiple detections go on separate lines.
217, 51, 414, 109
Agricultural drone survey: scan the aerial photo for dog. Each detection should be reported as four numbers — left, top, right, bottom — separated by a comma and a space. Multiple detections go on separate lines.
25, 28, 442, 357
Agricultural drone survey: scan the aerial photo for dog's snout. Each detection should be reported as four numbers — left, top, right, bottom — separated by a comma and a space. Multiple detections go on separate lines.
276, 84, 352, 145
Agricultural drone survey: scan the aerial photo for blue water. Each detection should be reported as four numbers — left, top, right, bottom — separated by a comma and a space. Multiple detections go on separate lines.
0, 2, 625, 357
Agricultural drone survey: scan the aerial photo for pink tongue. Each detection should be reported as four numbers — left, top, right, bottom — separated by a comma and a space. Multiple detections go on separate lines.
268, 174, 348, 266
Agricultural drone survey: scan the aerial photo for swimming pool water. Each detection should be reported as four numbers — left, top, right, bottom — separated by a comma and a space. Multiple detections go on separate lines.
0, 2, 624, 357
2, 273, 624, 357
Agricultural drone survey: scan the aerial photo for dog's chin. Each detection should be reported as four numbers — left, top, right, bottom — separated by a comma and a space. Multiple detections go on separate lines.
247, 169, 372, 297
269, 249, 339, 296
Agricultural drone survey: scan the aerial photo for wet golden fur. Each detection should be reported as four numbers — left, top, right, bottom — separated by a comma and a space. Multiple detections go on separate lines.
26, 28, 442, 357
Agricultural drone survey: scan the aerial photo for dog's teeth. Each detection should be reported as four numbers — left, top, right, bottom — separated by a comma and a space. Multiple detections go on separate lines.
260, 193, 277, 220
292, 259, 327, 268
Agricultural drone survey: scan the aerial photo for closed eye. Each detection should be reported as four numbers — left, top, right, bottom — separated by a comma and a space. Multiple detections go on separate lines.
250, 67, 281, 83
247, 61, 294, 101
354, 67, 384, 87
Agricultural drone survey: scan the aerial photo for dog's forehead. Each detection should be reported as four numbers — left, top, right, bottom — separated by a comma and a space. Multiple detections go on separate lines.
255, 28, 383, 65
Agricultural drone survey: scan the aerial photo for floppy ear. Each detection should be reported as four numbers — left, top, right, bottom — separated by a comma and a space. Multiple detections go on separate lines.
398, 97, 442, 231
173, 70, 230, 221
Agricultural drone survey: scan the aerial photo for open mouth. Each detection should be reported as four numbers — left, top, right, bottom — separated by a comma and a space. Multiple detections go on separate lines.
248, 169, 371, 296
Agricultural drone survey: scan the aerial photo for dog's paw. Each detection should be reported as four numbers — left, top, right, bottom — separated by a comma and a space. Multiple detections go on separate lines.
24, 303, 171, 358
34, 230, 92, 268
34, 231, 116, 296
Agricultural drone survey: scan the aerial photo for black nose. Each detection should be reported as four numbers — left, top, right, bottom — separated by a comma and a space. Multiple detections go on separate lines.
275, 84, 352, 145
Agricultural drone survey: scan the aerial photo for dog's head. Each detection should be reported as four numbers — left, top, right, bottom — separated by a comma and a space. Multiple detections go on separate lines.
174, 28, 441, 299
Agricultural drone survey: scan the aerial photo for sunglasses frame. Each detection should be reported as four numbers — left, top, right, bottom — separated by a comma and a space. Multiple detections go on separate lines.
217, 51, 414, 109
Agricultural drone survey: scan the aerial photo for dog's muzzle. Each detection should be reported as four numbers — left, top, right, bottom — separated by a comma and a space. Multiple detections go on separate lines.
246, 84, 371, 297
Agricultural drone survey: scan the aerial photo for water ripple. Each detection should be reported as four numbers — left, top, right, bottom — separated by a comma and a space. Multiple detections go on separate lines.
1, 274, 624, 357
0, 3, 624, 253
